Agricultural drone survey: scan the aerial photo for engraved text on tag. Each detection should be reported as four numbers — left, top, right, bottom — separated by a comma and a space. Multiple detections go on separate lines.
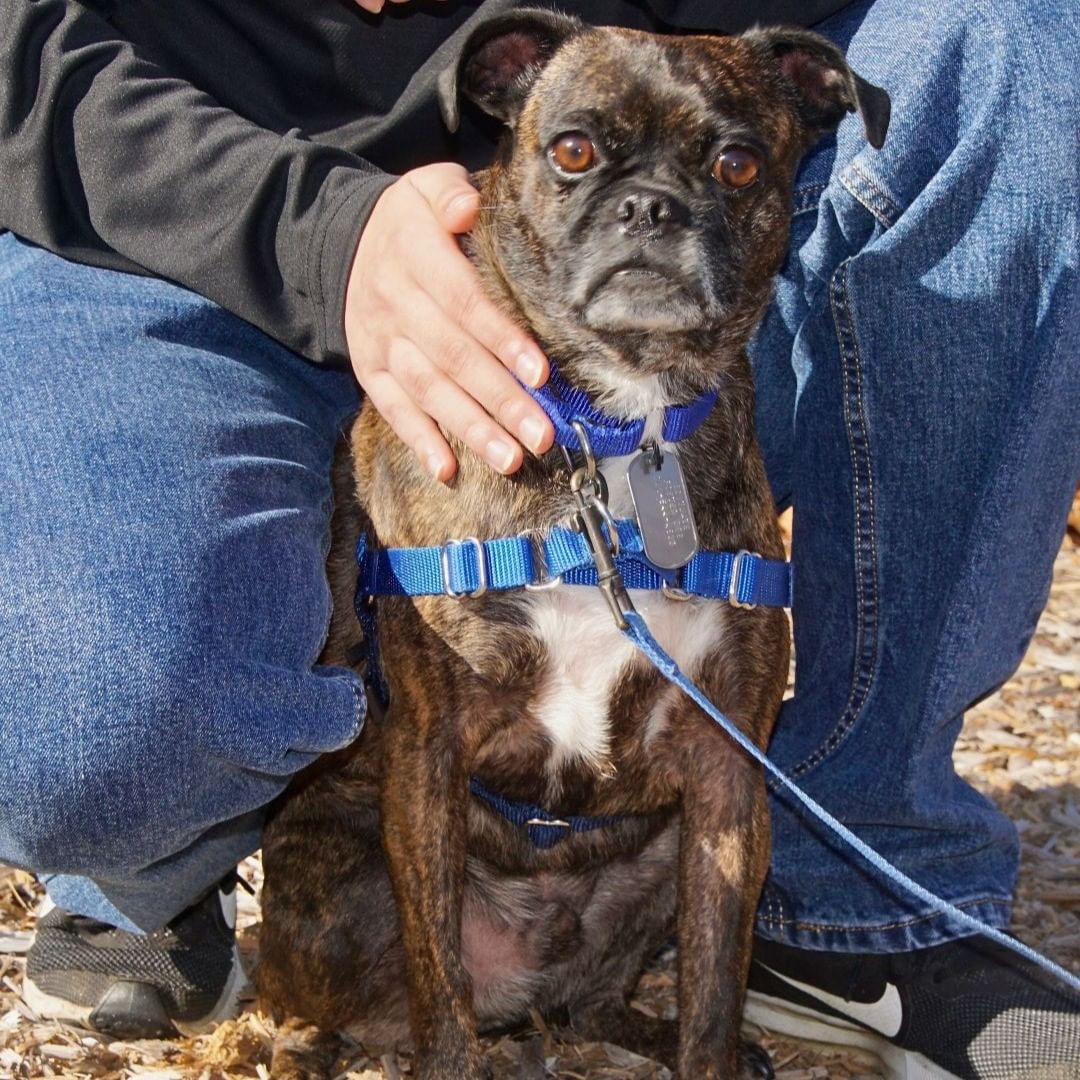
626, 447, 699, 570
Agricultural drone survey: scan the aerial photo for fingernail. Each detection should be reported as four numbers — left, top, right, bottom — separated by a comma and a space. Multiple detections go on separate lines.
514, 348, 545, 388
486, 438, 516, 473
425, 452, 446, 480
520, 415, 548, 453
448, 191, 479, 215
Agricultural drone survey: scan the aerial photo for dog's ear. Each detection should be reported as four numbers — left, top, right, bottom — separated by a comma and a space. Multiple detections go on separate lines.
438, 8, 585, 132
744, 27, 890, 149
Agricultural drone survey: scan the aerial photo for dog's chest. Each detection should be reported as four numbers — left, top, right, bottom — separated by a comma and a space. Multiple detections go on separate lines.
527, 446, 725, 775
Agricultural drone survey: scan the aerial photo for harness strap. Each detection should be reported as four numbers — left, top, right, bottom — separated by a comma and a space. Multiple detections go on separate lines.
469, 778, 624, 850
356, 522, 792, 609
523, 361, 718, 457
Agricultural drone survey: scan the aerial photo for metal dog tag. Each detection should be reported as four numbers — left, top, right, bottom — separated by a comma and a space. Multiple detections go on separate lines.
626, 446, 699, 570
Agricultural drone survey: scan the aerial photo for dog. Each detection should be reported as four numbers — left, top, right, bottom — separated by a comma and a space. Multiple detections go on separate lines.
257, 11, 889, 1080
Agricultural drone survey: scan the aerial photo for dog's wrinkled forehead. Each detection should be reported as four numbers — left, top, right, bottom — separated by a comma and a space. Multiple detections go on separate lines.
520, 30, 797, 156
440, 10, 889, 153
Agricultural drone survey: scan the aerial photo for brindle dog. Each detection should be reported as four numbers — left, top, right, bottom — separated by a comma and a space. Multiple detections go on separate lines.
259, 11, 889, 1080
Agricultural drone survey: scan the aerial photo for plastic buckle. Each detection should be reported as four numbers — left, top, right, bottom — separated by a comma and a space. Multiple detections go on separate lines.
728, 549, 758, 609
441, 537, 488, 599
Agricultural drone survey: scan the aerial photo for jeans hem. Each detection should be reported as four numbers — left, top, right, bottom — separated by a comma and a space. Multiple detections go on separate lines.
754, 896, 1013, 954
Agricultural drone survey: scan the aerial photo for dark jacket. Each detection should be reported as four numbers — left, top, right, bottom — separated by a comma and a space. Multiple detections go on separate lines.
0, 0, 851, 365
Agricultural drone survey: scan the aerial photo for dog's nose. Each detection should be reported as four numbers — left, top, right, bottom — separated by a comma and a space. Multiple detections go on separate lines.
617, 190, 689, 237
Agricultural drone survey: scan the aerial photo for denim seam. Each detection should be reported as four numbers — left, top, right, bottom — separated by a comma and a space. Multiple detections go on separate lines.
839, 163, 901, 230
769, 897, 1011, 936
759, 888, 786, 929
347, 672, 368, 740
788, 259, 881, 779
792, 182, 827, 217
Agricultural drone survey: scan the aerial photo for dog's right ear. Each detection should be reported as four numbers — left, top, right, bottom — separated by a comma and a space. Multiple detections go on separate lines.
438, 9, 584, 133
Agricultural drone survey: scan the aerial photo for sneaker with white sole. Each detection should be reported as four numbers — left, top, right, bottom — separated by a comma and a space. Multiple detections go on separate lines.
744, 935, 1080, 1080
22, 875, 248, 1039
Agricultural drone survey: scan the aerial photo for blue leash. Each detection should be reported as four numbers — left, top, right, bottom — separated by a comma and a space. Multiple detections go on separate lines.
621, 609, 1080, 994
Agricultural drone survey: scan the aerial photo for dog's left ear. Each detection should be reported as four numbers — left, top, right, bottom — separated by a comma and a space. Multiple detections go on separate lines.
744, 27, 890, 149
438, 8, 585, 132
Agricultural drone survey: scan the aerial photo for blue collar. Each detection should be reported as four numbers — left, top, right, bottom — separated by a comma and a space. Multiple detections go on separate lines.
523, 361, 717, 456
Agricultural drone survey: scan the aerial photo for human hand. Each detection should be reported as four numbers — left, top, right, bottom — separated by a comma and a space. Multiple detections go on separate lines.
351, 1, 446, 17
344, 163, 553, 481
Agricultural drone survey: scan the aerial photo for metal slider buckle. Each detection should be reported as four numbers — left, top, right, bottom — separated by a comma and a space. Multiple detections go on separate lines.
662, 579, 693, 602
441, 537, 488, 599
520, 531, 563, 591
728, 549, 758, 609
525, 817, 571, 829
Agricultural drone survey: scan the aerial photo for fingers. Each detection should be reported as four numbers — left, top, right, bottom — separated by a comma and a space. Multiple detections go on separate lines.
409, 235, 550, 389
361, 366, 455, 483
385, 339, 524, 475
404, 290, 553, 457
344, 164, 554, 479
405, 164, 481, 235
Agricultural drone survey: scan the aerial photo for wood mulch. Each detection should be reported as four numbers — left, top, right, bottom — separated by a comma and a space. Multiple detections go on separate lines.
2, 501, 1077, 1079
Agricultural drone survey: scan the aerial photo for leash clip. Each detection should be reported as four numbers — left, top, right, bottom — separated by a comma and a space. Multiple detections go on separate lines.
565, 432, 635, 630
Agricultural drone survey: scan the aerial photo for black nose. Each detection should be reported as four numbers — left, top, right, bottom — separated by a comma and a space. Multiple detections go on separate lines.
617, 190, 689, 237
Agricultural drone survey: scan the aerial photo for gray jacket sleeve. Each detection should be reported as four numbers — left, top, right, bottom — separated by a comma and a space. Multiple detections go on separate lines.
0, 0, 395, 365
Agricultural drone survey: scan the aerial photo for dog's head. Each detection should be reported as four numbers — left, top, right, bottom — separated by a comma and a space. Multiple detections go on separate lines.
440, 10, 889, 391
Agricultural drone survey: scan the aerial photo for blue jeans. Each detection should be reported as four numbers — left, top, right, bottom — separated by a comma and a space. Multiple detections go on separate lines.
1, 0, 1077, 948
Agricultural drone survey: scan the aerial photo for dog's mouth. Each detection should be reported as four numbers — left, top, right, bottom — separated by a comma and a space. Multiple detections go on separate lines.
582, 262, 707, 333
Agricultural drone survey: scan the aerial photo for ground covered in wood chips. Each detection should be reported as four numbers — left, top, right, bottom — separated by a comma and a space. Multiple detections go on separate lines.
2, 505, 1077, 1080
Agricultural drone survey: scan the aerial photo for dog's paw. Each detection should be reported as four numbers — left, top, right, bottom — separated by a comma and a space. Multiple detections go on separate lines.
737, 1039, 775, 1080
268, 1017, 341, 1080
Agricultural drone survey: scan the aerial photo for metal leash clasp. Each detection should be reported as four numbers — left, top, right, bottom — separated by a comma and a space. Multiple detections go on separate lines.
564, 421, 636, 630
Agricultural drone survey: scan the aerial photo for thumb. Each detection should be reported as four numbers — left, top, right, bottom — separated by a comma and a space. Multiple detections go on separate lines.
406, 163, 480, 235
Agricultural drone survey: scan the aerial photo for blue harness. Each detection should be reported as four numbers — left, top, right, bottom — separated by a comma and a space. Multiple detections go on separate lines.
351, 364, 1080, 996
354, 370, 789, 848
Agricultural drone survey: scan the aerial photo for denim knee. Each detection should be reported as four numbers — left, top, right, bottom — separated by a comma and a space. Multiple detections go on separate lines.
0, 513, 365, 880
0, 238, 365, 884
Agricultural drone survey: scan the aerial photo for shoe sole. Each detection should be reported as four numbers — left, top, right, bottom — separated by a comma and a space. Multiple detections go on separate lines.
744, 990, 962, 1080
22, 941, 250, 1039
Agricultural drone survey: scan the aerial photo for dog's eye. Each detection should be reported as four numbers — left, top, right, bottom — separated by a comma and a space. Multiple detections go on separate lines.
550, 132, 596, 175
711, 147, 761, 189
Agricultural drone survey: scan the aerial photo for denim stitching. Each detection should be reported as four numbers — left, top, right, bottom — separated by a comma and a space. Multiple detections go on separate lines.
839, 164, 901, 229
347, 674, 369, 740
788, 260, 881, 779
779, 898, 1011, 936
792, 182, 827, 217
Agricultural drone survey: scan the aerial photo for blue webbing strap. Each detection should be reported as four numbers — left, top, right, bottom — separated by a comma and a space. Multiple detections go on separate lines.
522, 360, 719, 457
621, 610, 1080, 994
357, 523, 793, 609
469, 778, 624, 850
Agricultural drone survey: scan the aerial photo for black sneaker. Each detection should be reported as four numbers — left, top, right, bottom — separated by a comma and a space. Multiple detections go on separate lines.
744, 935, 1080, 1079
22, 876, 248, 1039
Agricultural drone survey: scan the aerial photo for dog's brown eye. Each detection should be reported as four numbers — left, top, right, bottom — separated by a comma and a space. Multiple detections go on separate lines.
711, 147, 761, 189
550, 132, 596, 174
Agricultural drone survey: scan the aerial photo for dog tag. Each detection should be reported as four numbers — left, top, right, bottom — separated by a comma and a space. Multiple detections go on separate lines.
626, 446, 699, 570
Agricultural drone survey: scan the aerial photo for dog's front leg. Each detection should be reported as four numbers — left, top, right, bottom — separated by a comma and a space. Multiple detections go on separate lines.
379, 684, 488, 1080
674, 716, 773, 1080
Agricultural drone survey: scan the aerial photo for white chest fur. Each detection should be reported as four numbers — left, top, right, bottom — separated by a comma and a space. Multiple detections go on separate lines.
527, 584, 727, 777
527, 434, 725, 779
